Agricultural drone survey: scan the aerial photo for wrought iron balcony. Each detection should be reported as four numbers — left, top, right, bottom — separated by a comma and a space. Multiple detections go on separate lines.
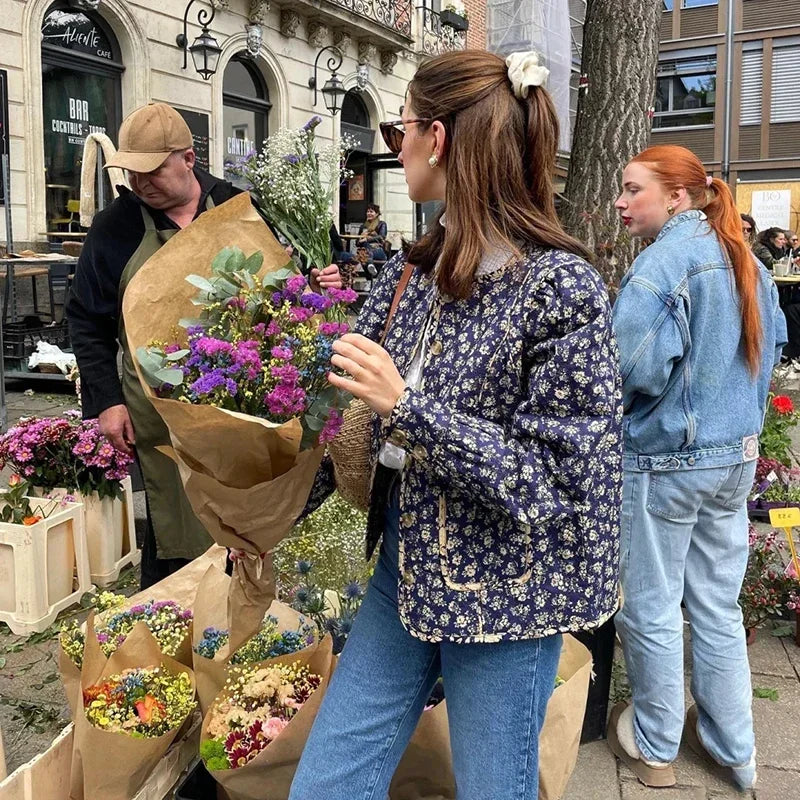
418, 7, 467, 56
326, 0, 413, 38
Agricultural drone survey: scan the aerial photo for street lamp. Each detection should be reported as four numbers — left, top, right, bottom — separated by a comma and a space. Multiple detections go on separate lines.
308, 46, 348, 116
176, 0, 222, 80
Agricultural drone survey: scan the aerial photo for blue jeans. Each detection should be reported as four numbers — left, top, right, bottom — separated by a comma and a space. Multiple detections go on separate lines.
289, 496, 562, 800
615, 463, 756, 766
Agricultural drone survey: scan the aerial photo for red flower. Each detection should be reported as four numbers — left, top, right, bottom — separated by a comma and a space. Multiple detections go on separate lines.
772, 395, 794, 415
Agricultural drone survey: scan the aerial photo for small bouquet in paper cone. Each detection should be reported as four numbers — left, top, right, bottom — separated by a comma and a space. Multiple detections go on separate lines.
69, 612, 197, 800
122, 193, 355, 654
192, 565, 317, 712
59, 592, 194, 718
199, 633, 335, 800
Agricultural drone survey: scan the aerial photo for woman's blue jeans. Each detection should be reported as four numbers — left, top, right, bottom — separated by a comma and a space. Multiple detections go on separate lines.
289, 495, 563, 800
615, 463, 756, 767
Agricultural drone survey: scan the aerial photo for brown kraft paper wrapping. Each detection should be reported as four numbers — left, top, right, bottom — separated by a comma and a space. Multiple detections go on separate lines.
121, 193, 326, 653
389, 701, 455, 800
201, 634, 335, 800
191, 565, 317, 713
69, 613, 197, 800
538, 633, 592, 800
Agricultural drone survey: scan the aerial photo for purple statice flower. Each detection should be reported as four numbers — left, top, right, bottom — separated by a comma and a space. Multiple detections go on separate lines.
271, 364, 300, 384
194, 337, 234, 358
189, 369, 228, 396
265, 383, 306, 416
227, 296, 247, 310
300, 292, 333, 312
265, 320, 281, 337
272, 291, 283, 306
302, 116, 323, 132
231, 340, 262, 380
186, 325, 206, 337
253, 323, 266, 336
327, 287, 358, 304
283, 154, 301, 164
319, 409, 343, 444
318, 321, 349, 336
289, 307, 314, 323
271, 346, 294, 361
164, 343, 182, 354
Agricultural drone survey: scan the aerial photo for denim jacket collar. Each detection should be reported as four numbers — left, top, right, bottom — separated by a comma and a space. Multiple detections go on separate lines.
656, 209, 707, 242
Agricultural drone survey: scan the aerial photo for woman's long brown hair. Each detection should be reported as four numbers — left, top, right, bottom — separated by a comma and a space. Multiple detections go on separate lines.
631, 145, 762, 374
405, 50, 590, 299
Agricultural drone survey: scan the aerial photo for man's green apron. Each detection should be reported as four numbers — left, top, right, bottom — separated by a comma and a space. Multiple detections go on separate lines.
117, 203, 213, 560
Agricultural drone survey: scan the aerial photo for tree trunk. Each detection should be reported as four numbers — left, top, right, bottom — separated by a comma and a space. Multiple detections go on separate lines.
560, 0, 662, 292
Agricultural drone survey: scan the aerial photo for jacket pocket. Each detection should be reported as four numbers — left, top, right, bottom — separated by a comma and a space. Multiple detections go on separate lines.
437, 493, 533, 591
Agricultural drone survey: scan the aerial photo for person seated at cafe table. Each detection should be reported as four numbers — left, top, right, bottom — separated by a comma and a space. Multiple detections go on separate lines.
752, 227, 788, 270
356, 203, 389, 262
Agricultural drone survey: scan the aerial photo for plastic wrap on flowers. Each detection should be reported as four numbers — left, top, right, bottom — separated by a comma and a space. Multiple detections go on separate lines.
121, 193, 327, 653
69, 612, 197, 800
192, 565, 317, 713
199, 634, 335, 800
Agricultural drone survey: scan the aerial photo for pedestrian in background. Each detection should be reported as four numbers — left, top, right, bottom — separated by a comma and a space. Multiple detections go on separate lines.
609, 144, 786, 792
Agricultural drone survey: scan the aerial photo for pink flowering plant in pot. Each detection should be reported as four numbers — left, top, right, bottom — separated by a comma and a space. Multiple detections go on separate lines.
136, 246, 355, 449
0, 412, 133, 501
739, 524, 800, 631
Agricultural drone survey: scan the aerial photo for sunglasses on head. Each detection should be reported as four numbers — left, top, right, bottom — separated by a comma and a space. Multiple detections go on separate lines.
743, 225, 752, 233
379, 118, 432, 155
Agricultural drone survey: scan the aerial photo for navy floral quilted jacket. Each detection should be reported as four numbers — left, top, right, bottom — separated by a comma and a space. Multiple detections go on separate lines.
307, 246, 623, 644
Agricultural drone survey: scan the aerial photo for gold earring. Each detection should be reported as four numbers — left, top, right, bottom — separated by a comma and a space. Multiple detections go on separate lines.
428, 154, 438, 168
667, 204, 674, 215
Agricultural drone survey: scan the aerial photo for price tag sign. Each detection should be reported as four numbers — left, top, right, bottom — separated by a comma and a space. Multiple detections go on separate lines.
769, 507, 800, 528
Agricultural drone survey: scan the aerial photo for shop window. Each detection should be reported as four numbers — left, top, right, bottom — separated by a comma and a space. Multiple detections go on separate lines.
41, 2, 123, 230
771, 44, 800, 124
222, 56, 271, 185
654, 56, 716, 129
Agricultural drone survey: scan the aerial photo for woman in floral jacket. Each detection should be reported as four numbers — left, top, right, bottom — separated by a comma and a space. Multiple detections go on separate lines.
290, 50, 622, 800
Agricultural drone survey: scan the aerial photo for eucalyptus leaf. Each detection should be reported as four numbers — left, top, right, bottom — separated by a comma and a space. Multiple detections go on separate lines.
211, 247, 239, 273
186, 274, 215, 293
243, 251, 264, 274
166, 349, 190, 362
178, 317, 203, 329
304, 413, 325, 431
154, 367, 186, 386
223, 249, 246, 272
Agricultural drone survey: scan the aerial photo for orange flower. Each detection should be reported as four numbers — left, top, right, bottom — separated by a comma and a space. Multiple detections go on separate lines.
134, 694, 164, 724
22, 515, 42, 526
8, 474, 22, 487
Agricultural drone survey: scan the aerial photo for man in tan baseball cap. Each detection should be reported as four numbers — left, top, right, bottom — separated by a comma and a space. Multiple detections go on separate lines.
67, 100, 341, 589
105, 102, 194, 174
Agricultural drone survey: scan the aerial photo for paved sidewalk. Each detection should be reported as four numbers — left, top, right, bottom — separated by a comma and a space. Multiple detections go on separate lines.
564, 627, 800, 799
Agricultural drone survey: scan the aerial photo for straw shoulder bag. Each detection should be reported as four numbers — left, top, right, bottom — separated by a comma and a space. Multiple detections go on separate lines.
328, 262, 415, 511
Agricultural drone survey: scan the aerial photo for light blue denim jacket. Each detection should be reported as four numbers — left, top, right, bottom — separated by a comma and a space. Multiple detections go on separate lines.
613, 210, 787, 472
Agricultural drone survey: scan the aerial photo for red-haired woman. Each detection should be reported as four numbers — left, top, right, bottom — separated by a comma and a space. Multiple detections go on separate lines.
609, 145, 787, 792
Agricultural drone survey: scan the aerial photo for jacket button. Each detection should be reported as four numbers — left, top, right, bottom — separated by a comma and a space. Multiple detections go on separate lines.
413, 444, 427, 460
429, 340, 443, 356
400, 512, 414, 527
687, 457, 696, 465
389, 430, 408, 447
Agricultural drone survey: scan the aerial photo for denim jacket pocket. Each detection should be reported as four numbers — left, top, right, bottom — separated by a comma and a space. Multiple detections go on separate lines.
645, 472, 702, 522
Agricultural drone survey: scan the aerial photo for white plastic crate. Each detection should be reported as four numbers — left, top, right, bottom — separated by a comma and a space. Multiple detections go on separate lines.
0, 501, 91, 635
39, 477, 140, 586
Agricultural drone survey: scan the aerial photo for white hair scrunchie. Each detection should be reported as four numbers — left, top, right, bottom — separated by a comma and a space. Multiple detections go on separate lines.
505, 51, 549, 99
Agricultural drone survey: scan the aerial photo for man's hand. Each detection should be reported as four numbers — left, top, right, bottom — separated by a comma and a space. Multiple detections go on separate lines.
99, 404, 136, 455
310, 264, 342, 292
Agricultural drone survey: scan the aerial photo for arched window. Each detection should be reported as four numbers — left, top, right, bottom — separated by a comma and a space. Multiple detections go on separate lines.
341, 92, 370, 129
41, 2, 123, 229
223, 56, 271, 184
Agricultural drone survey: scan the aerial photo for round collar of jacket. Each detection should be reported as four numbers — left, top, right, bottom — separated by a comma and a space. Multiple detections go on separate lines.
655, 209, 707, 242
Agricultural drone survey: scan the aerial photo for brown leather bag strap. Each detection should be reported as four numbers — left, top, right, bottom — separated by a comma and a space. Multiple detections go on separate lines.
379, 261, 415, 344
